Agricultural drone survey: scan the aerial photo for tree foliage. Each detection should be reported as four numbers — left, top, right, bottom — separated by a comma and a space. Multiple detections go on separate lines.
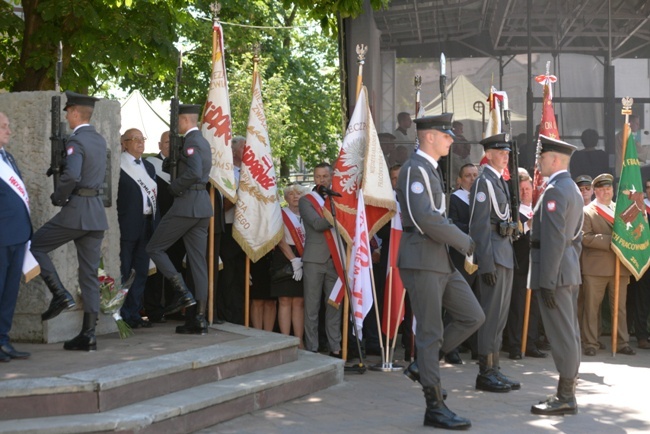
0, 0, 388, 174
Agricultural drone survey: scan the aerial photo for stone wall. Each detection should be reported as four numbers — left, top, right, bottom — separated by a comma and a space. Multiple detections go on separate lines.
0, 91, 122, 343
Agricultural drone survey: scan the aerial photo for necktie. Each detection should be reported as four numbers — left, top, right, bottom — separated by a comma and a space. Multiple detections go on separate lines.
1, 149, 17, 172
135, 159, 141, 165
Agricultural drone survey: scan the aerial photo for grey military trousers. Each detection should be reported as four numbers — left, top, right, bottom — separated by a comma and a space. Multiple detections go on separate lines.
400, 268, 485, 387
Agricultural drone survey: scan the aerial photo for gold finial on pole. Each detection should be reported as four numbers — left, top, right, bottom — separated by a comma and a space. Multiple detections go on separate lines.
252, 42, 261, 63
355, 44, 368, 101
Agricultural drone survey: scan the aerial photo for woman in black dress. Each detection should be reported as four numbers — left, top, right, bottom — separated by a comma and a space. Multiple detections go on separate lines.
270, 183, 308, 347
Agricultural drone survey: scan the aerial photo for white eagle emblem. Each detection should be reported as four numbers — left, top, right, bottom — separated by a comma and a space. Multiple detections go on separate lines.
333, 137, 365, 194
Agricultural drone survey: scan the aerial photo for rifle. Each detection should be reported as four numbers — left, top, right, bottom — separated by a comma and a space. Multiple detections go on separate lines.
47, 42, 66, 191
504, 109, 521, 240
166, 51, 183, 181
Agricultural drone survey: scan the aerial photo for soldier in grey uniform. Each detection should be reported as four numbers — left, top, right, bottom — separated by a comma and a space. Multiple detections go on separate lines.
469, 133, 518, 393
529, 135, 582, 416
31, 91, 108, 351
146, 104, 213, 335
397, 113, 484, 430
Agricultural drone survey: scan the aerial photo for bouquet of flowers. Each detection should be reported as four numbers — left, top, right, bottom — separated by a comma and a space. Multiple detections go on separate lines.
99, 268, 136, 339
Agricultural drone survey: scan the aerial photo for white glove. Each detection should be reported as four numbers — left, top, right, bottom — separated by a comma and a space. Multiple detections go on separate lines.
290, 257, 303, 281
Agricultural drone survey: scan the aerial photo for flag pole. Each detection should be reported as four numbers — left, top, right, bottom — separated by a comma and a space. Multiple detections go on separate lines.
354, 44, 367, 102
390, 287, 407, 358
521, 289, 531, 355
612, 102, 632, 356
244, 256, 250, 328
206, 1, 220, 326
414, 75, 422, 118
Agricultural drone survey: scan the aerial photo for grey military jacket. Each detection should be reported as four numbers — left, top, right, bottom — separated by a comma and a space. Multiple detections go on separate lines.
50, 125, 108, 231
527, 171, 583, 290
469, 166, 514, 274
396, 152, 472, 273
167, 129, 213, 219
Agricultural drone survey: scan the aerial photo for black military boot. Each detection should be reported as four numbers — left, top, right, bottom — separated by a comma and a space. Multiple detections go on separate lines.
423, 385, 471, 430
164, 274, 196, 315
175, 301, 208, 335
41, 274, 76, 321
531, 377, 578, 415
492, 352, 521, 390
403, 360, 447, 400
476, 354, 511, 392
64, 313, 98, 351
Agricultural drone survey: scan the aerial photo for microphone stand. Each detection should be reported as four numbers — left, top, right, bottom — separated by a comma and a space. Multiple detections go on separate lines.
327, 193, 367, 374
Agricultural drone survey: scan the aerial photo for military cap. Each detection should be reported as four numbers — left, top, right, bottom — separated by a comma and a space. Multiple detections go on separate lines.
63, 91, 99, 111
574, 174, 593, 186
480, 133, 512, 151
592, 173, 613, 188
413, 113, 455, 136
179, 104, 202, 115
538, 134, 577, 156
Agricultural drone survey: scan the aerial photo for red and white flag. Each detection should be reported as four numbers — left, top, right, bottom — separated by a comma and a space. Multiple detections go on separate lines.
332, 190, 373, 339
381, 197, 405, 339
201, 20, 237, 203
328, 86, 396, 244
232, 63, 283, 262
532, 67, 560, 205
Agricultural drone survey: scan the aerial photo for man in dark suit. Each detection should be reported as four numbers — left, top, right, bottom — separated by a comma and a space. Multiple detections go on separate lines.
31, 91, 109, 351
447, 162, 479, 362
143, 131, 177, 322
469, 133, 518, 393
0, 112, 32, 361
529, 135, 582, 415
117, 128, 159, 329
146, 104, 213, 335
397, 113, 484, 430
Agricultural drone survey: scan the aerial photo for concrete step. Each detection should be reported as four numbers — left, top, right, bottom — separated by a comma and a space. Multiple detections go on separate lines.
0, 324, 300, 420
0, 351, 343, 434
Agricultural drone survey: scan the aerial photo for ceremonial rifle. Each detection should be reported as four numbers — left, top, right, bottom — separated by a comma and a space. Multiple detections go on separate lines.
47, 41, 66, 191
166, 51, 183, 181
504, 108, 521, 240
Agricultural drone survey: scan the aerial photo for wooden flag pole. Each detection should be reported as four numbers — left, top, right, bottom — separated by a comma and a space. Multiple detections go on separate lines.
613, 105, 632, 356
384, 267, 393, 363
206, 2, 220, 326
342, 244, 352, 361
521, 288, 532, 355
355, 44, 367, 102
208, 188, 215, 324
244, 256, 250, 328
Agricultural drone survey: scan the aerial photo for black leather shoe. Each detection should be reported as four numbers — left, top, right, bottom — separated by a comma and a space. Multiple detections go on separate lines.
584, 347, 597, 356
508, 351, 522, 360
618, 346, 636, 355
526, 348, 548, 358
175, 316, 208, 335
444, 351, 464, 365
165, 274, 196, 315
495, 369, 521, 390
423, 386, 470, 430
404, 360, 420, 383
476, 370, 511, 393
0, 352, 10, 362
0, 343, 30, 360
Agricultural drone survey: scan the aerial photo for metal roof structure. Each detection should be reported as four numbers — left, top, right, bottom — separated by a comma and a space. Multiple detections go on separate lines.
373, 0, 650, 59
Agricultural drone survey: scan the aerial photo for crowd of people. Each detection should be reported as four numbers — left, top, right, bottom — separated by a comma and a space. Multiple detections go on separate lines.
1, 91, 650, 429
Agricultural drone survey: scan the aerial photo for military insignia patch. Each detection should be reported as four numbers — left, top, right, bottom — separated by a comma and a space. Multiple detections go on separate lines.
66, 146, 74, 156
477, 192, 486, 202
547, 200, 556, 212
186, 148, 195, 156
410, 182, 424, 194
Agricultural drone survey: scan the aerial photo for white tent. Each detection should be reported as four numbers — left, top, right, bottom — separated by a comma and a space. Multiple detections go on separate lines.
424, 75, 526, 125
120, 90, 170, 154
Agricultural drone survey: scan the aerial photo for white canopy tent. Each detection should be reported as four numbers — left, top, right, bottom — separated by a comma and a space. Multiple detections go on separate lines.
120, 90, 170, 154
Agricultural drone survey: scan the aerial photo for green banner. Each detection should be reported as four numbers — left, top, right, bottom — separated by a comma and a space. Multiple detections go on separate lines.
612, 132, 650, 280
